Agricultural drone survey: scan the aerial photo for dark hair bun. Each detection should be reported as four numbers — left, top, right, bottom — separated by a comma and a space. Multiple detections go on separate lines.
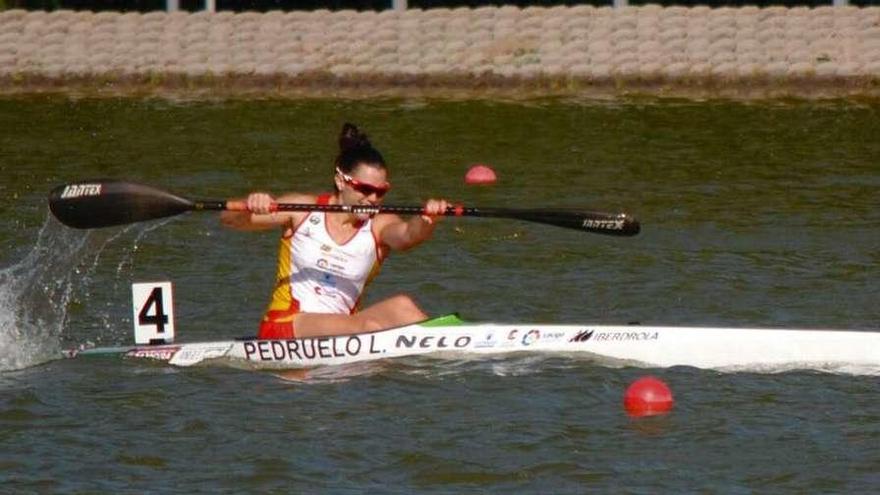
339, 122, 372, 153
334, 122, 386, 176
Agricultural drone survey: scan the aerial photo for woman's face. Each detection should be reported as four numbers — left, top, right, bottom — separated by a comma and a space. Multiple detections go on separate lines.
335, 164, 391, 216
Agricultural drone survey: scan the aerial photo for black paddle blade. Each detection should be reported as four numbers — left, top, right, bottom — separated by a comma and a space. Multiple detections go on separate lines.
484, 208, 640, 236
49, 180, 195, 229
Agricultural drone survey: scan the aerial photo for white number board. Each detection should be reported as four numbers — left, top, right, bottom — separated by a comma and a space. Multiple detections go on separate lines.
132, 282, 176, 344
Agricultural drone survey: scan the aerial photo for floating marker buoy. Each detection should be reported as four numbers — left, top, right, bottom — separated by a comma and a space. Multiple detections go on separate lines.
624, 376, 674, 417
464, 164, 497, 185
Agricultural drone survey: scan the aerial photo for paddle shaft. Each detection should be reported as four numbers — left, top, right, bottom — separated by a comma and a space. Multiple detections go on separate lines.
219, 200, 638, 235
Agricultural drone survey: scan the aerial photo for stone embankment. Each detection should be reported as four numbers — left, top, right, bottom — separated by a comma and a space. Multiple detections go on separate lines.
1, 5, 879, 98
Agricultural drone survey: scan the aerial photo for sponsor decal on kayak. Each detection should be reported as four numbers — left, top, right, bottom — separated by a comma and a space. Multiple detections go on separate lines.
497, 329, 519, 348
540, 331, 566, 343
522, 330, 540, 346
570, 329, 659, 342
395, 334, 472, 349
475, 332, 497, 349
244, 335, 383, 362
126, 346, 180, 360
60, 183, 102, 199
505, 329, 566, 346
527, 330, 568, 345
173, 345, 232, 364
570, 330, 595, 342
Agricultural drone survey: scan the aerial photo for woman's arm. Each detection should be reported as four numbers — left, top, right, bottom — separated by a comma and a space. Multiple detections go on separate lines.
377, 198, 449, 251
220, 192, 315, 231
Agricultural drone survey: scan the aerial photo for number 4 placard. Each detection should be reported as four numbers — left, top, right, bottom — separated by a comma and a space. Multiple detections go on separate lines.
132, 282, 176, 344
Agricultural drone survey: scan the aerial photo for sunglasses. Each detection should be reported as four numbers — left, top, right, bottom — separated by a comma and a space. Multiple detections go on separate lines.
336, 168, 391, 198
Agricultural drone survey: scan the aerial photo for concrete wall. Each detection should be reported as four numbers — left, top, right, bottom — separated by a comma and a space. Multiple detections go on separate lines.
2, 5, 879, 98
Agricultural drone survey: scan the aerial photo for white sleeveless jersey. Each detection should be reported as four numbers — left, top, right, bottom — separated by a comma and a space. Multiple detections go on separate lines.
266, 197, 383, 315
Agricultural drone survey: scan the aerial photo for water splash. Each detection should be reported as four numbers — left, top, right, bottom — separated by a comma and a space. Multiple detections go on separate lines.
0, 216, 161, 372
0, 219, 88, 370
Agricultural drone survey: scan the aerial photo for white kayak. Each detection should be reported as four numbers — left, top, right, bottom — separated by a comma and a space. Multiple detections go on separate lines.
63, 314, 880, 374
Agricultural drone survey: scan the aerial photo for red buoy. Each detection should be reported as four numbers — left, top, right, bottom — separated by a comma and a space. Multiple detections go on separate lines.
624, 376, 674, 417
464, 164, 497, 185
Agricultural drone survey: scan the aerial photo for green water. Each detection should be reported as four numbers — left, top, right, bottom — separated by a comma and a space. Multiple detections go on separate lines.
1, 96, 878, 492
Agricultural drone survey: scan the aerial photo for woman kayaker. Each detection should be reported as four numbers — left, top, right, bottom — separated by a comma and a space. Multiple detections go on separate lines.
221, 123, 448, 339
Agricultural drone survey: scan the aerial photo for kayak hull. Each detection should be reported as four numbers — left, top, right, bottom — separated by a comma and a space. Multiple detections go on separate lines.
64, 318, 880, 374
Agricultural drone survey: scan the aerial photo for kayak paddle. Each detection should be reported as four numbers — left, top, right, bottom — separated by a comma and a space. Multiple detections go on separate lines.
48, 180, 640, 236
